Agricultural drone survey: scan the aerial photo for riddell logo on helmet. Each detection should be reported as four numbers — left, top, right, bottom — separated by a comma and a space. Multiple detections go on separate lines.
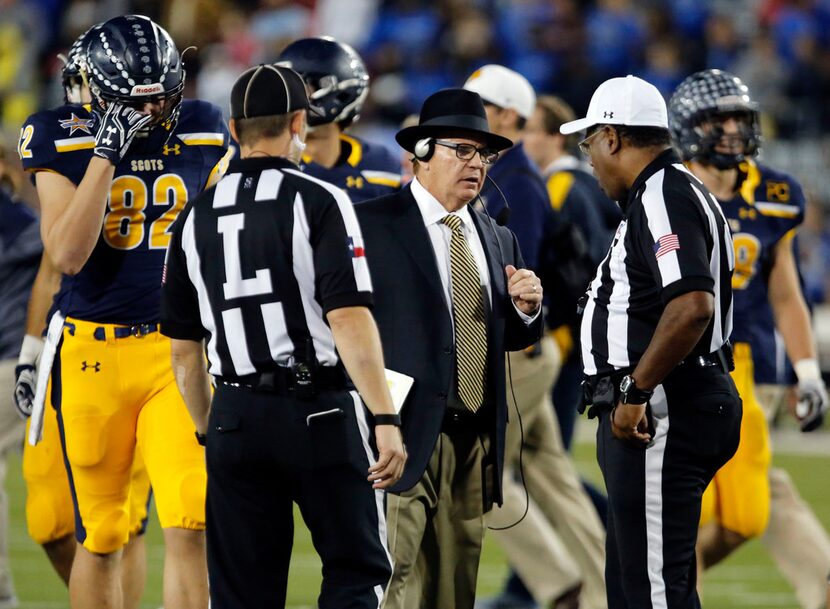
131, 83, 164, 96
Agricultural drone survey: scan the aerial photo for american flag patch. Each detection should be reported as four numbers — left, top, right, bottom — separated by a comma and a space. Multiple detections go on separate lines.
653, 234, 680, 259
347, 236, 365, 258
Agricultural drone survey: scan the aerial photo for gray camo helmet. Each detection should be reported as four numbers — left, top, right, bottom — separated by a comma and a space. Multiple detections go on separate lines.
668, 69, 760, 169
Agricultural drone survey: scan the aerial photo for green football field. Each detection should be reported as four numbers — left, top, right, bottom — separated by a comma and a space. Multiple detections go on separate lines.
6, 429, 829, 608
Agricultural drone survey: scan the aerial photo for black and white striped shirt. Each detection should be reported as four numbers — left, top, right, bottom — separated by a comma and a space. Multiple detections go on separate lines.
160, 156, 372, 378
581, 149, 733, 377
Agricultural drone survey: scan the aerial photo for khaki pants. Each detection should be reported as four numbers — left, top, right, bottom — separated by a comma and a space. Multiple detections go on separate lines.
383, 428, 488, 609
0, 359, 25, 603
757, 383, 830, 609
488, 337, 607, 609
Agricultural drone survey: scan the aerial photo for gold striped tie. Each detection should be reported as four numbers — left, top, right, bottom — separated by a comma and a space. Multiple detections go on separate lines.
441, 214, 487, 413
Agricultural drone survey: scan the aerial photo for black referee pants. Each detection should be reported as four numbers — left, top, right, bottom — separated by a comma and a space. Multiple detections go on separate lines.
205, 384, 392, 609
597, 365, 742, 609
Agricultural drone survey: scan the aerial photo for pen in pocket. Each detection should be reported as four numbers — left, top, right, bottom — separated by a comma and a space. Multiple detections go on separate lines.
306, 408, 345, 427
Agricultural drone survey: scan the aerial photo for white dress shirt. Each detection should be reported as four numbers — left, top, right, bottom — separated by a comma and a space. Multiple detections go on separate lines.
410, 177, 538, 324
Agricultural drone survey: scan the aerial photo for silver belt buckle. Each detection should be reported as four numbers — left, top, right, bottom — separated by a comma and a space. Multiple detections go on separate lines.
132, 324, 150, 338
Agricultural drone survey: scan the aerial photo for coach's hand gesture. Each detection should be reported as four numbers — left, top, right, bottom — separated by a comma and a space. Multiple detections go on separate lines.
369, 425, 407, 489
506, 265, 542, 316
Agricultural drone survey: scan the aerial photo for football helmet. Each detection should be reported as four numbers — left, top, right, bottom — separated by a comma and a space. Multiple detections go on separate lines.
276, 36, 369, 128
60, 25, 99, 104
84, 15, 184, 130
668, 69, 760, 169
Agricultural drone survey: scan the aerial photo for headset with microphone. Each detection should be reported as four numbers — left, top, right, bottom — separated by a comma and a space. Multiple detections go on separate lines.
413, 137, 435, 162
414, 138, 512, 227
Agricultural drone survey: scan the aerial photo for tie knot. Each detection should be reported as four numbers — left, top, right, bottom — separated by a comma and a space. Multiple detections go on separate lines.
441, 214, 463, 232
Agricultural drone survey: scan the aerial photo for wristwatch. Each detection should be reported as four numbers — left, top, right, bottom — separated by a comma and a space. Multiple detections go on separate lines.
619, 375, 653, 405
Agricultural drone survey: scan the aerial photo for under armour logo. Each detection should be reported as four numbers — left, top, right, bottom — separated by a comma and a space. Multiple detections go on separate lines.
346, 176, 364, 189
603, 111, 614, 119
81, 361, 101, 372
102, 126, 117, 145
162, 144, 181, 156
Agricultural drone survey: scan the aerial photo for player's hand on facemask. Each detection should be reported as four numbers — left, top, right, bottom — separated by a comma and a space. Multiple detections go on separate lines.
93, 102, 153, 164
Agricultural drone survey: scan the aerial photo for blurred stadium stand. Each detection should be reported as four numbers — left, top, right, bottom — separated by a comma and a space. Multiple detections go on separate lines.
1, 0, 829, 330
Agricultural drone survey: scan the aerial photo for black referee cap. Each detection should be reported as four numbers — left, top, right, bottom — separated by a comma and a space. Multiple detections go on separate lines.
229, 64, 322, 119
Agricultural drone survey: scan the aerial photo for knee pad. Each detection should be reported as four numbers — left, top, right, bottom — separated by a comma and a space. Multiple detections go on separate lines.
157, 469, 206, 530
26, 488, 74, 545
83, 508, 131, 554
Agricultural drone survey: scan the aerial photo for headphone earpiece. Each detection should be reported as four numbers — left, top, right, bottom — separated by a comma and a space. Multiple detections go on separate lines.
413, 137, 434, 161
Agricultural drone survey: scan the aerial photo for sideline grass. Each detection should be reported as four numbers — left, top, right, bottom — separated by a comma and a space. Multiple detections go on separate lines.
6, 436, 829, 608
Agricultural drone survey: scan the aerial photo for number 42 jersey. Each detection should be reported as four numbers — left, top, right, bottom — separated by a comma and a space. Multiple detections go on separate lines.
19, 99, 230, 325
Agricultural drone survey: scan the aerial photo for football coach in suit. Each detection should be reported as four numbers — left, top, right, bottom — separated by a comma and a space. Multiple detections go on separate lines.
356, 88, 544, 609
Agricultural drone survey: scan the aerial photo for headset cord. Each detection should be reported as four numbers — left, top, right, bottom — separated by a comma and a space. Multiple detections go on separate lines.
487, 350, 531, 531
477, 175, 530, 531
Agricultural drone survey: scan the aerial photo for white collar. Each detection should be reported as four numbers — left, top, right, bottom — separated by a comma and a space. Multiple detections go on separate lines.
544, 154, 584, 176
410, 176, 475, 229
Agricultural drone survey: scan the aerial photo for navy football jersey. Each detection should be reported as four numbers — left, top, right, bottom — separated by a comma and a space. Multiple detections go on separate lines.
718, 160, 805, 383
19, 100, 231, 325
300, 133, 401, 203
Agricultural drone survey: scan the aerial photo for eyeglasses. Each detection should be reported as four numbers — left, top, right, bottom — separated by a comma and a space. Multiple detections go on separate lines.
434, 139, 499, 165
578, 128, 604, 156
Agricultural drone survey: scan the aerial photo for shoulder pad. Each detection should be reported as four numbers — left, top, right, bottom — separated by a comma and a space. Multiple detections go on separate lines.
757, 162, 805, 205
19, 105, 95, 180
751, 162, 805, 221
174, 100, 229, 149
354, 136, 402, 187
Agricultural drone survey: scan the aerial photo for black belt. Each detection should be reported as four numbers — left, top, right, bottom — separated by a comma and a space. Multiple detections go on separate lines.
218, 365, 349, 396
580, 343, 734, 418
63, 322, 158, 340
678, 342, 733, 372
107, 323, 158, 339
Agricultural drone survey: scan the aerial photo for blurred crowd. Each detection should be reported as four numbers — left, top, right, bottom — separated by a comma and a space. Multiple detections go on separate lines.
1, 0, 830, 301
3, 0, 830, 131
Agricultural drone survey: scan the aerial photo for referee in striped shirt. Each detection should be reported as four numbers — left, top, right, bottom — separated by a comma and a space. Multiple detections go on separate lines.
159, 65, 405, 609
561, 76, 741, 609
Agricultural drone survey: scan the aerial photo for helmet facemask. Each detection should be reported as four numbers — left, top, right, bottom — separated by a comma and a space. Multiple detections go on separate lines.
669, 69, 761, 170
690, 108, 760, 170
305, 72, 369, 128
276, 36, 370, 130
61, 24, 100, 105
84, 15, 186, 135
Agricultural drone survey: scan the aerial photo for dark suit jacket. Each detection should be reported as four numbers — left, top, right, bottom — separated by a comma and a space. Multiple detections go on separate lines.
355, 185, 543, 505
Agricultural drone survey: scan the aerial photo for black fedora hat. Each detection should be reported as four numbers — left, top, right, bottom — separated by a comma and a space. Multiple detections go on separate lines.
396, 88, 513, 153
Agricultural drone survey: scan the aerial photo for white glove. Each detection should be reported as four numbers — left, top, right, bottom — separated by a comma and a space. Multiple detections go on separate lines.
14, 335, 43, 419
794, 359, 828, 432
93, 102, 153, 164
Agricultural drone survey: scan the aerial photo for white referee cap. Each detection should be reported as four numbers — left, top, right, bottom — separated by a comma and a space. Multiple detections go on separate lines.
463, 64, 536, 120
560, 75, 668, 134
